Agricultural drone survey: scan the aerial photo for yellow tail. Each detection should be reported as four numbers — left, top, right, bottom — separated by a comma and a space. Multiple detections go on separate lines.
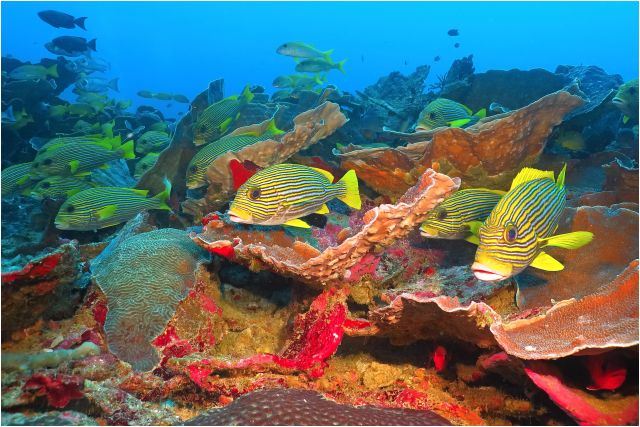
336, 169, 361, 209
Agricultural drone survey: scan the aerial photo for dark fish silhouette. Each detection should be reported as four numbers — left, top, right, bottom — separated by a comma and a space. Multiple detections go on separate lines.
45, 36, 96, 57
434, 55, 441, 62
454, 42, 460, 48
448, 29, 459, 36
38, 10, 87, 30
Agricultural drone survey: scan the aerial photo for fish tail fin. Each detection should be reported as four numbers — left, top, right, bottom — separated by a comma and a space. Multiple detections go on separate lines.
336, 169, 361, 209
109, 78, 119, 92
266, 118, 285, 136
240, 85, 254, 104
337, 59, 347, 74
556, 163, 567, 188
47, 64, 59, 78
74, 17, 88, 30
153, 177, 172, 210
119, 140, 135, 160
474, 108, 486, 119
87, 38, 97, 51
322, 49, 334, 60
313, 74, 324, 85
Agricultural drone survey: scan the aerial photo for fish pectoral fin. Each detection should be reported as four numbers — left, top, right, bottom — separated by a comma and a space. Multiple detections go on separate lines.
69, 160, 80, 174
464, 220, 483, 236
283, 218, 311, 228
540, 231, 593, 249
315, 204, 330, 215
447, 118, 471, 128
530, 251, 564, 271
464, 234, 480, 245
219, 117, 233, 133
623, 115, 630, 124
74, 172, 91, 177
96, 204, 117, 220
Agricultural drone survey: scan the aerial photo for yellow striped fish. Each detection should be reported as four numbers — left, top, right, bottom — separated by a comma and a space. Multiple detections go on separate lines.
134, 131, 171, 154
186, 118, 284, 189
1, 162, 33, 196
30, 176, 96, 200
31, 140, 135, 177
134, 152, 161, 179
415, 98, 486, 131
193, 85, 254, 146
420, 188, 505, 243
228, 164, 361, 228
55, 178, 172, 231
36, 135, 119, 154
471, 165, 593, 281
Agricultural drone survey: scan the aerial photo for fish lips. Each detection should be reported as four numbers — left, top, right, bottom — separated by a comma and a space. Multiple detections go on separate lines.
228, 209, 253, 224
471, 262, 508, 282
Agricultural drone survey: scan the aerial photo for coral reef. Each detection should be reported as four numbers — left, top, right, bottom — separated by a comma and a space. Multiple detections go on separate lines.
338, 88, 584, 197
183, 388, 451, 425
183, 101, 347, 217
91, 227, 210, 371
192, 169, 459, 287
2, 342, 100, 372
2, 242, 83, 337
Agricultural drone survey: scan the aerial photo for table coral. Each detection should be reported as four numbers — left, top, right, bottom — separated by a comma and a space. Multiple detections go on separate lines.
192, 169, 459, 288
338, 89, 584, 197
91, 228, 210, 371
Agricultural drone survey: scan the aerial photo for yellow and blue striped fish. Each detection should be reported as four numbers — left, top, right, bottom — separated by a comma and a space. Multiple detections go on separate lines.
415, 98, 486, 131
55, 178, 172, 231
186, 118, 284, 189
30, 176, 96, 200
1, 162, 33, 196
228, 164, 361, 228
135, 131, 170, 154
420, 188, 505, 242
471, 165, 593, 281
193, 85, 254, 146
35, 134, 108, 153
31, 139, 135, 177
134, 152, 161, 179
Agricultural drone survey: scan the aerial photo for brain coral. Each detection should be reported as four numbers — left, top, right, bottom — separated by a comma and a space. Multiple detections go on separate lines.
91, 228, 210, 371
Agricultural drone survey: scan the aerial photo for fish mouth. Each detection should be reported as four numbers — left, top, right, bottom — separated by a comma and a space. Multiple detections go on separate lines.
612, 97, 625, 105
228, 209, 252, 224
54, 221, 71, 230
414, 126, 430, 132
471, 262, 507, 282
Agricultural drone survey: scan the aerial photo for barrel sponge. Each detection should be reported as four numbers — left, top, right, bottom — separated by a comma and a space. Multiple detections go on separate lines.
92, 228, 210, 371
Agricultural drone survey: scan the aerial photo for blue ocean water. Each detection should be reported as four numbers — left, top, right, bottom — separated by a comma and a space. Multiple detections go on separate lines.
2, 1, 638, 116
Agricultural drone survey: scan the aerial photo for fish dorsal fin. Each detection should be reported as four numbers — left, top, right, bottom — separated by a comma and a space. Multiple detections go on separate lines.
476, 188, 507, 196
316, 204, 330, 214
69, 160, 80, 174
530, 251, 564, 271
462, 104, 473, 115
283, 218, 311, 228
310, 167, 334, 183
465, 234, 480, 245
556, 163, 567, 188
510, 167, 555, 190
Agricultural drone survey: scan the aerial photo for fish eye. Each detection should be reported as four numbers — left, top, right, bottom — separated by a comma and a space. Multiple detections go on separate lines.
247, 188, 261, 200
197, 124, 206, 133
66, 205, 75, 213
629, 86, 637, 95
43, 158, 53, 165
428, 112, 436, 120
190, 165, 198, 173
42, 182, 51, 188
437, 208, 448, 220
503, 223, 518, 243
